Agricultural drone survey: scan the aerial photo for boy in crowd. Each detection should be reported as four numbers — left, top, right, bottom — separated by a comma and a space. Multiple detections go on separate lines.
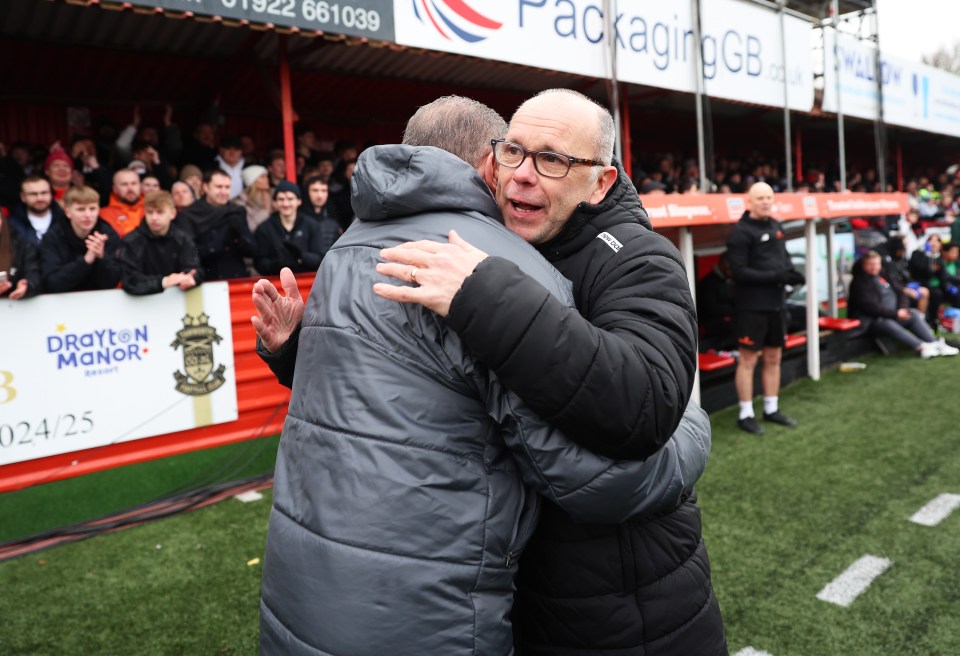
120, 190, 202, 295
253, 180, 330, 275
40, 185, 121, 292
301, 175, 340, 252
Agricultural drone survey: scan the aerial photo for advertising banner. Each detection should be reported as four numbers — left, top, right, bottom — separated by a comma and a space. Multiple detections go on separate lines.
127, 0, 394, 41
395, 0, 814, 110
0, 284, 238, 467
822, 31, 960, 138
641, 192, 908, 228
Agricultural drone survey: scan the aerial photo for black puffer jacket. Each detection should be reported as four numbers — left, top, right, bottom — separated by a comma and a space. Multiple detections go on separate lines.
446, 164, 726, 655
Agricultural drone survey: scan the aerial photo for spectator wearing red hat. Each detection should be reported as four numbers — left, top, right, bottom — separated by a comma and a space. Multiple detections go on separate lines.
44, 149, 74, 205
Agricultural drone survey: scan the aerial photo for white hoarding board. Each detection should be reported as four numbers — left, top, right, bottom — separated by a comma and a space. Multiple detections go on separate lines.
0, 283, 238, 466
823, 31, 960, 138
395, 0, 814, 110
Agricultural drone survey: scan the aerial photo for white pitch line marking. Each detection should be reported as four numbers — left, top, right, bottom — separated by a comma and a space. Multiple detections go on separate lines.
816, 554, 892, 607
234, 490, 264, 503
909, 493, 960, 526
734, 648, 774, 656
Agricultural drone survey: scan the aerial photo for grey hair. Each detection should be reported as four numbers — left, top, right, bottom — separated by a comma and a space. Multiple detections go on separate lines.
521, 89, 615, 167
402, 96, 507, 169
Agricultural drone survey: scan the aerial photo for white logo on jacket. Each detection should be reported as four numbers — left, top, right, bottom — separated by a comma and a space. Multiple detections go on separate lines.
597, 232, 623, 253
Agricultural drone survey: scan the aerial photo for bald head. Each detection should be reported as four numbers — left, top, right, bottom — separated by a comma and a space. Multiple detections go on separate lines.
113, 168, 142, 205
515, 89, 615, 168
747, 182, 774, 220
402, 96, 507, 170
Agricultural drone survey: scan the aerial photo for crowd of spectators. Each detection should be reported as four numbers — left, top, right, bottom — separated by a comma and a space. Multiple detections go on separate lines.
0, 106, 357, 300
3, 107, 960, 327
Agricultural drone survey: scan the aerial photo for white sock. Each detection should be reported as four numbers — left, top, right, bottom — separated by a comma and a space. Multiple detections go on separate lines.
763, 396, 779, 415
739, 401, 755, 420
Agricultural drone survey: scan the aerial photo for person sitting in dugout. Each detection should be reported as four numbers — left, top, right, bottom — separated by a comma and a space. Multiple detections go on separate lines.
120, 190, 202, 295
253, 180, 331, 275
40, 185, 121, 293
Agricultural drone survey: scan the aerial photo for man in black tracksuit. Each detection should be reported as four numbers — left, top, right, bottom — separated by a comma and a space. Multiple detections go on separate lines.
374, 90, 726, 655
725, 182, 804, 435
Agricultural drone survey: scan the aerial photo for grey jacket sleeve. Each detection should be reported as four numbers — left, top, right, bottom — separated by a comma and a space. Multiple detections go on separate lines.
487, 383, 711, 524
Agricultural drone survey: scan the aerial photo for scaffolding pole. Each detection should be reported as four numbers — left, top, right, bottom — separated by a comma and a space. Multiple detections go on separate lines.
779, 0, 794, 192
831, 0, 847, 191
692, 0, 708, 193
604, 0, 622, 163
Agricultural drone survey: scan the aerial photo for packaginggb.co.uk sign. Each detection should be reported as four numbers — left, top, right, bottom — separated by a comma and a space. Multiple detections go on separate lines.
395, 0, 814, 111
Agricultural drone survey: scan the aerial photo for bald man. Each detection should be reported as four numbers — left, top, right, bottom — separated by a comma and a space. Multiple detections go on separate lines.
725, 182, 805, 434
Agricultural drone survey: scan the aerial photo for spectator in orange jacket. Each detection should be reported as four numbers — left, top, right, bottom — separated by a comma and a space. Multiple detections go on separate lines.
100, 169, 144, 238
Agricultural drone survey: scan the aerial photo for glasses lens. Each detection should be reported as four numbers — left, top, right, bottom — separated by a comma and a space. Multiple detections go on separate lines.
496, 142, 525, 167
534, 152, 571, 178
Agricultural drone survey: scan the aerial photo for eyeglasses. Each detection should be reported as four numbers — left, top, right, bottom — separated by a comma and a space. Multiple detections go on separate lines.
491, 139, 604, 179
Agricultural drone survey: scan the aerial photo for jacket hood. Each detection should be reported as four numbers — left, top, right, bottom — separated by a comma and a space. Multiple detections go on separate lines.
351, 145, 500, 222
538, 160, 651, 261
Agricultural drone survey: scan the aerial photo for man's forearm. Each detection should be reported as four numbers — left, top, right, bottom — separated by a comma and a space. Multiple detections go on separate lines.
257, 323, 301, 389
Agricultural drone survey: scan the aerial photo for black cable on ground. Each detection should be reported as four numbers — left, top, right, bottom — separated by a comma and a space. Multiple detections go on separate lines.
0, 472, 273, 562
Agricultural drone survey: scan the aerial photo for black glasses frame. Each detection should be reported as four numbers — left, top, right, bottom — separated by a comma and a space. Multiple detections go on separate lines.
491, 139, 604, 179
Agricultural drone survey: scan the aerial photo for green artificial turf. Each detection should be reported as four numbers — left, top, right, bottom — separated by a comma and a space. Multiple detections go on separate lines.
0, 435, 280, 544
0, 488, 272, 655
2, 351, 959, 655
700, 350, 960, 655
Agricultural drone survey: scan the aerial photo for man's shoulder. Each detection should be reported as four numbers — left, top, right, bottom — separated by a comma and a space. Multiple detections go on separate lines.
590, 221, 682, 267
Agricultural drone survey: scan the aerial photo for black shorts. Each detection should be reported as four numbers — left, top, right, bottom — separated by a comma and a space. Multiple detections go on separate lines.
734, 310, 785, 351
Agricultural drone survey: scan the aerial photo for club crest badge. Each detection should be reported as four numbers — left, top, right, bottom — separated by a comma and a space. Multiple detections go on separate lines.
171, 313, 226, 395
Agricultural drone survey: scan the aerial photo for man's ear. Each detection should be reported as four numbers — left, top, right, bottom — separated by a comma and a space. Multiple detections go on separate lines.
480, 151, 496, 193
588, 166, 619, 205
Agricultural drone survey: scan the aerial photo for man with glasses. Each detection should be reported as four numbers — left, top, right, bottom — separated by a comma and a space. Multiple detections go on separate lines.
9, 176, 66, 246
255, 95, 713, 655
374, 89, 726, 655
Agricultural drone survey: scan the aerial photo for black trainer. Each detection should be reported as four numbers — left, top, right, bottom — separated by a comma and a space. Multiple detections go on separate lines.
737, 416, 764, 434
763, 411, 797, 428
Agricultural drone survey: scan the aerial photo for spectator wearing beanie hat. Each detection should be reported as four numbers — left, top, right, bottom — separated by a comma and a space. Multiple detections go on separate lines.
253, 179, 331, 275
233, 164, 272, 233
44, 150, 75, 205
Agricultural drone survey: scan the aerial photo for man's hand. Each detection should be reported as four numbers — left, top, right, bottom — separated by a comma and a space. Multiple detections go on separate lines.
9, 279, 28, 300
373, 230, 488, 317
162, 273, 185, 289
178, 269, 198, 290
252, 267, 304, 353
84, 232, 108, 263
0, 279, 12, 296
897, 308, 911, 321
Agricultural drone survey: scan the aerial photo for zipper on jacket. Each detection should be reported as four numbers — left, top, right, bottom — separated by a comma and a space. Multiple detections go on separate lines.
505, 491, 541, 568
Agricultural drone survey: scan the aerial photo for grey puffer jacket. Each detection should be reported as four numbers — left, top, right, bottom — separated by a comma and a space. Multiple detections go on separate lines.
259, 145, 712, 656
